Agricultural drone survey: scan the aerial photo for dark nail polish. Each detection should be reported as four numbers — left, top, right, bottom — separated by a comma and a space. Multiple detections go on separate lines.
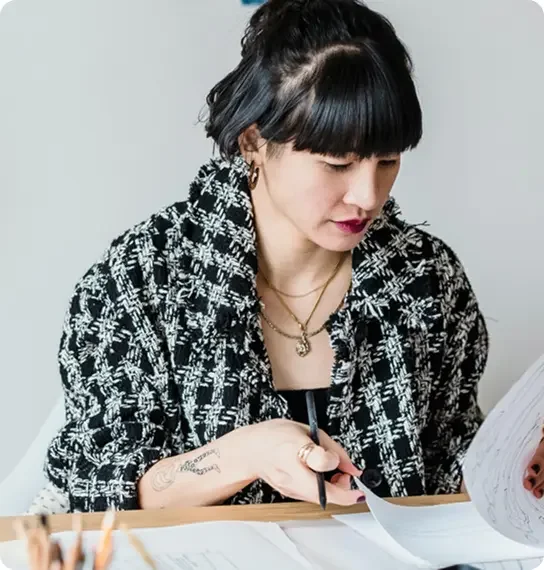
357, 495, 366, 503
533, 464, 541, 474
529, 477, 536, 487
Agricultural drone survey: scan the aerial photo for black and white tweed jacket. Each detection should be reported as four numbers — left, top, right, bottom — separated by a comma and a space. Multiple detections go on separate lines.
39, 156, 488, 513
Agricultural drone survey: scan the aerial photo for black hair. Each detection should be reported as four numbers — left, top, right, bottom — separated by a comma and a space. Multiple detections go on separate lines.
204, 0, 423, 161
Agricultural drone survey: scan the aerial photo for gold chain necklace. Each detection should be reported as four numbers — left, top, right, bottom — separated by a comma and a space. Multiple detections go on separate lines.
265, 278, 331, 299
259, 254, 346, 357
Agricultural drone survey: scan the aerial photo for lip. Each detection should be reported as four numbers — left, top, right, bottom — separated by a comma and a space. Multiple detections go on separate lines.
334, 219, 369, 235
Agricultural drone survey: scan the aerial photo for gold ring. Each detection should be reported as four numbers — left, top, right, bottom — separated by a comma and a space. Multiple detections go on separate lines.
297, 442, 316, 466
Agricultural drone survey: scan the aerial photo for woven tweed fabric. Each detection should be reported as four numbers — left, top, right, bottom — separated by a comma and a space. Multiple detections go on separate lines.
36, 155, 488, 513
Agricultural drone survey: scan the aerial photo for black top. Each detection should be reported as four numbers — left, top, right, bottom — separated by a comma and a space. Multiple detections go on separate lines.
277, 388, 329, 430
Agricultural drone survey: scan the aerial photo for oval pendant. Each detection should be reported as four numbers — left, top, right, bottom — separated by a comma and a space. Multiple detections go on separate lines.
296, 335, 311, 357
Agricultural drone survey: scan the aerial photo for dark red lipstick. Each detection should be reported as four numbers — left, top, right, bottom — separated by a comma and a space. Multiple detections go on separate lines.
334, 219, 368, 235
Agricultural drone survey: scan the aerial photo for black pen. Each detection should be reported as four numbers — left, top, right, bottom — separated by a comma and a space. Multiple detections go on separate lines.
305, 390, 327, 510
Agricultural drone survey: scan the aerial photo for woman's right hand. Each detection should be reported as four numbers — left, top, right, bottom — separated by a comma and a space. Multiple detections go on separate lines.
243, 419, 365, 506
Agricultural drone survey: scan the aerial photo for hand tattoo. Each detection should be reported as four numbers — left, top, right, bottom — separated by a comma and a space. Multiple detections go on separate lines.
151, 449, 221, 492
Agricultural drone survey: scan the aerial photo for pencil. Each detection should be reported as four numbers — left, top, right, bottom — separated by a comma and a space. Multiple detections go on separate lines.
94, 509, 115, 570
305, 390, 327, 510
119, 524, 157, 570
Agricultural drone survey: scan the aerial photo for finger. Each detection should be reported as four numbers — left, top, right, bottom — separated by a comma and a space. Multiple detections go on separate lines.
324, 480, 364, 506
316, 430, 362, 477
524, 439, 544, 496
330, 472, 342, 484
332, 473, 353, 491
304, 444, 341, 473
294, 464, 364, 506
531, 472, 544, 499
526, 439, 544, 478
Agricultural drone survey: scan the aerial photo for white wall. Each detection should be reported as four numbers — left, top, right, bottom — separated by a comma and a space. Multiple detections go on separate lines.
0, 0, 542, 481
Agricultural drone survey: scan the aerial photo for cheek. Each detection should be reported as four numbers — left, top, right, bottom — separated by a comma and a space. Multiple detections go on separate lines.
299, 187, 340, 221
383, 167, 401, 193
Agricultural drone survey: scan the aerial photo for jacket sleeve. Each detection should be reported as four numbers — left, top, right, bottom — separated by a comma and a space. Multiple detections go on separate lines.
422, 252, 489, 494
44, 251, 179, 512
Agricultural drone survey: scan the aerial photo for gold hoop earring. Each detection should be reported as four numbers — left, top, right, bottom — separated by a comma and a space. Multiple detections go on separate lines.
248, 161, 260, 191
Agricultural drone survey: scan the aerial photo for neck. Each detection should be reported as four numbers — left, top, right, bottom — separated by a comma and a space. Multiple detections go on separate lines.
252, 190, 346, 294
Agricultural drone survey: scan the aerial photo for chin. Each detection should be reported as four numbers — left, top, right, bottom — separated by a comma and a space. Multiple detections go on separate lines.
312, 233, 365, 252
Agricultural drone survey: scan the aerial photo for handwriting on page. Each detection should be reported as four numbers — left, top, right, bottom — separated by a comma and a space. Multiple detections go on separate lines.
463, 354, 544, 547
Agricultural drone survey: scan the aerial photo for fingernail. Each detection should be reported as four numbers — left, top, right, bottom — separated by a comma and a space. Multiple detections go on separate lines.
538, 489, 544, 499
357, 495, 366, 503
533, 464, 541, 474
529, 477, 537, 487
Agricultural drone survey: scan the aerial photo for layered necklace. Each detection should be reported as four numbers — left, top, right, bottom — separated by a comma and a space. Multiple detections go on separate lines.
259, 254, 348, 357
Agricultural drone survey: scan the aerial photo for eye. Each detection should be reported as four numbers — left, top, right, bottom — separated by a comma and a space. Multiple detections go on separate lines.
379, 159, 399, 168
326, 163, 353, 172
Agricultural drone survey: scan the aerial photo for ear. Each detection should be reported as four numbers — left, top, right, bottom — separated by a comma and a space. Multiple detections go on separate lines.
238, 124, 267, 165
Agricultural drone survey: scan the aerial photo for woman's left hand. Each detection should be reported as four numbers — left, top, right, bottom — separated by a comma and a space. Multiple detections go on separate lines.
523, 433, 544, 499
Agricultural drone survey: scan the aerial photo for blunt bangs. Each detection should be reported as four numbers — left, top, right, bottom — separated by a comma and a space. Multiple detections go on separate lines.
259, 45, 423, 159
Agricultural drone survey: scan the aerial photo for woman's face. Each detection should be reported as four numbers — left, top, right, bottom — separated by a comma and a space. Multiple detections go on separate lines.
251, 140, 402, 252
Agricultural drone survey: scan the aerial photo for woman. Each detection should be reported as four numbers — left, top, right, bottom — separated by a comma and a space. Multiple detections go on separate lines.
29, 0, 490, 514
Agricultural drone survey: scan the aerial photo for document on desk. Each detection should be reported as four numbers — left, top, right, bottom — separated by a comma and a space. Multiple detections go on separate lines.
0, 521, 312, 570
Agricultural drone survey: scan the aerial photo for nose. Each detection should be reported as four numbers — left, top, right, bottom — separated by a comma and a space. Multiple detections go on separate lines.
343, 168, 382, 212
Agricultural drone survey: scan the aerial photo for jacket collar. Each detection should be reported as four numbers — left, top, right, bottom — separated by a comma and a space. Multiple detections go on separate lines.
181, 155, 409, 329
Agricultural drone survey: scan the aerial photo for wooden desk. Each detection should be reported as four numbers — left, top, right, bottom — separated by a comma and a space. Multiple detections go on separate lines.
0, 494, 469, 543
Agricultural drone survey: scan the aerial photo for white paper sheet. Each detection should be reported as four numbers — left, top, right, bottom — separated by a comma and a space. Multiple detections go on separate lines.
332, 509, 431, 568
463, 353, 544, 547
283, 519, 423, 570
338, 481, 544, 568
0, 521, 310, 570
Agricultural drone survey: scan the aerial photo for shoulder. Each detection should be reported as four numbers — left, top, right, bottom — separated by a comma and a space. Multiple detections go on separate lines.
359, 199, 481, 316
74, 200, 189, 301
383, 203, 481, 314
108, 201, 188, 269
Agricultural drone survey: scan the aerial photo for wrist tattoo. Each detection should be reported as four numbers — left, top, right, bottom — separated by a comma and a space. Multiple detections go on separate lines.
179, 448, 221, 476
151, 449, 221, 492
